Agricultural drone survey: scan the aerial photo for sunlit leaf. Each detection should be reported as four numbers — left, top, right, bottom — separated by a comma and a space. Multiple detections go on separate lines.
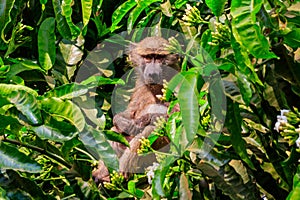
231, 0, 277, 59
81, 0, 92, 35
8, 90, 43, 125
111, 0, 137, 32
38, 17, 56, 71
205, 0, 227, 16
41, 97, 85, 132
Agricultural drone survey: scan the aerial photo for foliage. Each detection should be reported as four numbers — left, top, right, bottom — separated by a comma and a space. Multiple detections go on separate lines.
0, 0, 300, 199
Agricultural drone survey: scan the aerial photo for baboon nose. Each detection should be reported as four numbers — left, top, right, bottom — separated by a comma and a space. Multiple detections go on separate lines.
146, 73, 160, 84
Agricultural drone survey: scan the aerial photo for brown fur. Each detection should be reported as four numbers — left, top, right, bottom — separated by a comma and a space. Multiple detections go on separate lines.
93, 36, 180, 182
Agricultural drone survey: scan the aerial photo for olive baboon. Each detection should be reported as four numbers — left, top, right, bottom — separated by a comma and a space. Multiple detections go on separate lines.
93, 36, 180, 182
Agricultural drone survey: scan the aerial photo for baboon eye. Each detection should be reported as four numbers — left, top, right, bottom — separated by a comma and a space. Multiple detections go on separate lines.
143, 55, 153, 63
155, 55, 166, 63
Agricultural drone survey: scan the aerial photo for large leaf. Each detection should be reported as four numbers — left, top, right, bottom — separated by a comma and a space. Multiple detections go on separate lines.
31, 124, 75, 142
40, 97, 85, 132
43, 83, 89, 99
7, 59, 44, 79
205, 0, 227, 16
81, 0, 92, 35
0, 143, 42, 173
127, 0, 163, 31
0, 83, 38, 97
8, 90, 42, 125
225, 99, 255, 169
52, 0, 72, 39
179, 173, 192, 200
152, 156, 176, 198
284, 28, 300, 48
111, 0, 137, 32
230, 0, 277, 59
79, 126, 118, 170
38, 17, 56, 71
58, 37, 84, 66
60, 0, 80, 37
0, 0, 15, 44
198, 161, 259, 199
178, 72, 199, 148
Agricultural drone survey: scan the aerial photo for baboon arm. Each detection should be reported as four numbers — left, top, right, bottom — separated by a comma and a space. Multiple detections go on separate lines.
119, 125, 156, 178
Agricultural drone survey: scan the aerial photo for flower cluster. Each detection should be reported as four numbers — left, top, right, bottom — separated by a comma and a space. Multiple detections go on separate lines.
182, 4, 206, 26
274, 109, 300, 148
103, 171, 124, 191
137, 137, 152, 154
208, 22, 231, 46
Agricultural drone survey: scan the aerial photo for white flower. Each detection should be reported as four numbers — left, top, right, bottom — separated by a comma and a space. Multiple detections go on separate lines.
296, 134, 300, 148
146, 162, 159, 184
274, 109, 289, 132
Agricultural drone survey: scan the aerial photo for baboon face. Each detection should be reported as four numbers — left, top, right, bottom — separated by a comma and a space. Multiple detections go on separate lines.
129, 37, 179, 85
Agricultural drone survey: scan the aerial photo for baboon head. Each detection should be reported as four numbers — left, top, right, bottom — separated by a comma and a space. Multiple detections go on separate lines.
129, 36, 180, 85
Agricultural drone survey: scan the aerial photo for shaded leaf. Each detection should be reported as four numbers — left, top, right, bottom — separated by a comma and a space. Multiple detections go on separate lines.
225, 99, 255, 169
79, 126, 118, 170
0, 0, 15, 44
7, 60, 44, 79
179, 173, 192, 200
178, 72, 199, 147
31, 124, 75, 142
0, 143, 42, 173
60, 0, 80, 37
284, 28, 300, 48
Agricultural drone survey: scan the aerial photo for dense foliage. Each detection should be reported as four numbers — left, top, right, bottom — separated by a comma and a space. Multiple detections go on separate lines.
1, 0, 300, 199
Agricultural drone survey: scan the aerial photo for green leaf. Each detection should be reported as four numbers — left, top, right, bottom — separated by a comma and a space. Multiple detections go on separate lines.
287, 166, 300, 200
178, 72, 199, 147
79, 126, 118, 170
230, 0, 277, 59
58, 37, 84, 65
205, 0, 227, 16
284, 28, 300, 48
43, 83, 89, 99
0, 0, 15, 44
7, 60, 44, 79
152, 156, 176, 197
38, 17, 56, 71
104, 130, 129, 147
127, 0, 163, 31
80, 76, 125, 86
236, 71, 252, 106
8, 90, 43, 125
31, 124, 75, 142
111, 0, 137, 32
60, 0, 80, 37
41, 97, 85, 132
225, 99, 255, 169
0, 83, 38, 97
0, 143, 42, 173
81, 0, 92, 35
52, 0, 72, 39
